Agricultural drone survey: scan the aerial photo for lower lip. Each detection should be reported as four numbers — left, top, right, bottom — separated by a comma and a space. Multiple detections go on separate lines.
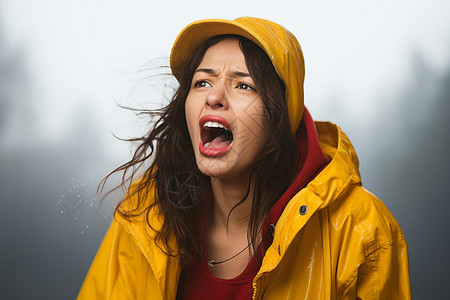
199, 140, 233, 157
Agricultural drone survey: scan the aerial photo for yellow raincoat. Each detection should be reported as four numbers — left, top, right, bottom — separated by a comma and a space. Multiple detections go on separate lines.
78, 17, 410, 299
78, 122, 411, 299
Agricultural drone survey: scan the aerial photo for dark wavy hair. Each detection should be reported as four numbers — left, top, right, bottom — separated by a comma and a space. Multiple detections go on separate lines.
100, 34, 299, 276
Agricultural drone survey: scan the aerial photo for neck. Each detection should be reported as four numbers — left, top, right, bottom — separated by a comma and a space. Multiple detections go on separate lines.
209, 175, 253, 232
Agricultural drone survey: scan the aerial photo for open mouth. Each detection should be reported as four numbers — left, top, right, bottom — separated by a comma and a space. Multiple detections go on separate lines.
199, 116, 234, 157
202, 121, 234, 149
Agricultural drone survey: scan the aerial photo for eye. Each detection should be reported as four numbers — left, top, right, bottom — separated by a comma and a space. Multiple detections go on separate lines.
194, 80, 211, 88
237, 82, 256, 91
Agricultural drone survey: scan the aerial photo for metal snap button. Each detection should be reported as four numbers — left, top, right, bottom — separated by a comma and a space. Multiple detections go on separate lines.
299, 205, 308, 215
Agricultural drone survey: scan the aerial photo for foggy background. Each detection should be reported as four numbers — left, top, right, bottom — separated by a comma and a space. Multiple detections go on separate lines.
1, 0, 449, 299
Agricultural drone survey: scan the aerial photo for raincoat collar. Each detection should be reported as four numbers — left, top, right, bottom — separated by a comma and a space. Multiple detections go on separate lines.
257, 121, 361, 276
262, 107, 330, 242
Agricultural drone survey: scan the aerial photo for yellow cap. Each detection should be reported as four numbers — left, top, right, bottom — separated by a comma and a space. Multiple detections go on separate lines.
170, 17, 305, 133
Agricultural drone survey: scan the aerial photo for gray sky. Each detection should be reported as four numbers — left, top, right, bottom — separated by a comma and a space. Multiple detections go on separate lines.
2, 0, 449, 151
1, 0, 449, 298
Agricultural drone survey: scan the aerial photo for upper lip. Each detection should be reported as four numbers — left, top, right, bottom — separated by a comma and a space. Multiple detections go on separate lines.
199, 115, 231, 131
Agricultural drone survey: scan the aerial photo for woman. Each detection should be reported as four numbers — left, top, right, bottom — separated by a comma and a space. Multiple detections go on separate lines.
78, 17, 411, 299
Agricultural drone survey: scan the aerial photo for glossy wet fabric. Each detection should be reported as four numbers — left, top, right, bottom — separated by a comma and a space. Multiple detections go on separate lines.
77, 123, 411, 299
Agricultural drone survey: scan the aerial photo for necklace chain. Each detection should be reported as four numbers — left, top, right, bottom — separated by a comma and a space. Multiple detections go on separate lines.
208, 224, 275, 267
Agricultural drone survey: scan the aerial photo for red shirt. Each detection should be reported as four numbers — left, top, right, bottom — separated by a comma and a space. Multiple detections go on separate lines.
179, 108, 330, 299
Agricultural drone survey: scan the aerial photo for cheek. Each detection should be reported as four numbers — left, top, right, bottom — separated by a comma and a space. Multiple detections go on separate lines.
233, 99, 266, 163
241, 100, 266, 139
249, 105, 267, 154
184, 96, 198, 144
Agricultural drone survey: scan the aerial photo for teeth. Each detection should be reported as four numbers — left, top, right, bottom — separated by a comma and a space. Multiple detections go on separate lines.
204, 142, 211, 148
203, 121, 226, 129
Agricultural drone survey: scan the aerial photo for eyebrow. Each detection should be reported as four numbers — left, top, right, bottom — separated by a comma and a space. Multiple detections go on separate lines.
194, 68, 251, 78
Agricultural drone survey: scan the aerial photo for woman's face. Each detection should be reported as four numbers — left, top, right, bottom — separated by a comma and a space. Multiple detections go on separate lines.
185, 38, 266, 181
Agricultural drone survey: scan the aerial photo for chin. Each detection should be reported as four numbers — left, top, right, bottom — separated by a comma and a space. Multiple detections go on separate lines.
195, 153, 254, 183
196, 156, 232, 179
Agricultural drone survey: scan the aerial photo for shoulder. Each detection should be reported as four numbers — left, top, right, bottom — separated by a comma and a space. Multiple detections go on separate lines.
115, 176, 164, 232
78, 219, 148, 299
327, 184, 406, 256
325, 185, 411, 298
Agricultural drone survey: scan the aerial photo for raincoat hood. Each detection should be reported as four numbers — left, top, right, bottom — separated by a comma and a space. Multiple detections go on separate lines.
170, 17, 305, 133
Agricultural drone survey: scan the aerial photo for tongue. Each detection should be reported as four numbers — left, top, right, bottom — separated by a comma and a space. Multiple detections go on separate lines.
208, 134, 232, 149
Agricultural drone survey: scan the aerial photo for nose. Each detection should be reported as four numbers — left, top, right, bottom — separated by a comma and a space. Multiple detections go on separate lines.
205, 83, 228, 109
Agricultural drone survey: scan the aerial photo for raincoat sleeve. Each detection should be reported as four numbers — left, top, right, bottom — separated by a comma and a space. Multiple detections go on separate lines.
339, 192, 411, 299
340, 236, 411, 299
358, 237, 410, 299
77, 219, 153, 300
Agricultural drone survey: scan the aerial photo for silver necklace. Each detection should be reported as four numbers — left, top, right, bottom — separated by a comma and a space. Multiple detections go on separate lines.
208, 224, 275, 267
